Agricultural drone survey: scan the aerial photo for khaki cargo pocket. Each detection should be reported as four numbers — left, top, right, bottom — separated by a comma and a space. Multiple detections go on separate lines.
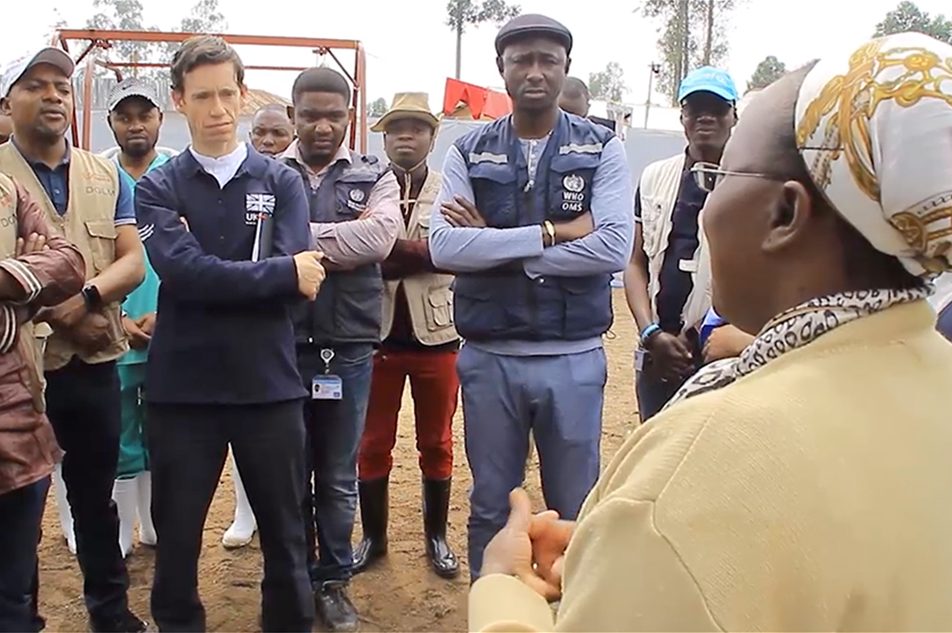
84, 220, 117, 273
424, 286, 454, 331
640, 196, 669, 259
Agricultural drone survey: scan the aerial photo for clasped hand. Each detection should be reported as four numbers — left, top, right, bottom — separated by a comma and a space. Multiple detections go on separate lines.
293, 251, 326, 301
480, 488, 576, 602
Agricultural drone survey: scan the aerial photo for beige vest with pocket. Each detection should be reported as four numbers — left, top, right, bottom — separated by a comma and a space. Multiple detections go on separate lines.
0, 144, 128, 371
380, 170, 458, 346
638, 153, 711, 333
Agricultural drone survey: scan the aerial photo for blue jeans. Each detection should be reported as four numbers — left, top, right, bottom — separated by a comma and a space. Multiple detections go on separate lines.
0, 477, 49, 632
458, 345, 607, 581
635, 363, 685, 421
299, 343, 375, 585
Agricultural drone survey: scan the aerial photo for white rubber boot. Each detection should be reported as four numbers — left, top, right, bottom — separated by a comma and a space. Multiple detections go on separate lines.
222, 459, 257, 549
137, 471, 157, 546
112, 477, 138, 558
53, 464, 76, 555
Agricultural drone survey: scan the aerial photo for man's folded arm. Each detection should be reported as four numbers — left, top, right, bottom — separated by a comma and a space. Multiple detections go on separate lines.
135, 174, 300, 305
428, 145, 544, 273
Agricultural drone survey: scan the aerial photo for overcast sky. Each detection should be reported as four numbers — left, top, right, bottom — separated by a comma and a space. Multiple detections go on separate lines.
4, 0, 949, 110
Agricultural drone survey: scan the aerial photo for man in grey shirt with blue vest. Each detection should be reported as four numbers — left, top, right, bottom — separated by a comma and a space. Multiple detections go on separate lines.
429, 14, 633, 581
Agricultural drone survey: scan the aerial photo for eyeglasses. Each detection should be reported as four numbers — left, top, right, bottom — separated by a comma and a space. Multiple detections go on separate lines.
690, 161, 783, 193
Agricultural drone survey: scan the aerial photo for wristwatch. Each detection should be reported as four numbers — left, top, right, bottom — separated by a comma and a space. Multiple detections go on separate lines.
81, 284, 103, 310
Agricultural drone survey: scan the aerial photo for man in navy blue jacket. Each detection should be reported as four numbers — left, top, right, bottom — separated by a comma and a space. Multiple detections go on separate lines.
134, 36, 325, 633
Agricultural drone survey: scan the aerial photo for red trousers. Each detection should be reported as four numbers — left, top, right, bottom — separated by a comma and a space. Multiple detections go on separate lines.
358, 348, 459, 481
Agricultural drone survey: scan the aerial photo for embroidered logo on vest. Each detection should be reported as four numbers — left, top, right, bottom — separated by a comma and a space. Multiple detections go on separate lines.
561, 173, 587, 213
344, 187, 368, 212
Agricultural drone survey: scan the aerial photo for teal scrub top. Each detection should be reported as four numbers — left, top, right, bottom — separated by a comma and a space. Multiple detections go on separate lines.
117, 152, 169, 366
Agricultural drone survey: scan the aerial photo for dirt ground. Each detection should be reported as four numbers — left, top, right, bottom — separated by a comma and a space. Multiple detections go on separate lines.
38, 290, 640, 632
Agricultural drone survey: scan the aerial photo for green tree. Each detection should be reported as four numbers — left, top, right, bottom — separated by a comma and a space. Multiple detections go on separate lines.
747, 55, 786, 91
588, 62, 628, 103
446, 0, 521, 79
641, 0, 738, 105
86, 0, 153, 71
368, 97, 388, 118
697, 0, 734, 67
874, 1, 952, 42
643, 0, 693, 103
179, 0, 226, 34
85, 0, 229, 80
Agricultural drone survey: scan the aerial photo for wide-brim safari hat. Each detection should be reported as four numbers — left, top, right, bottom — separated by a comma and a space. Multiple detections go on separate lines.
371, 92, 440, 133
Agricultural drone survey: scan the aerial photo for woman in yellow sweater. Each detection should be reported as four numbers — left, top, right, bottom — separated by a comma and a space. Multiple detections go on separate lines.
470, 31, 952, 631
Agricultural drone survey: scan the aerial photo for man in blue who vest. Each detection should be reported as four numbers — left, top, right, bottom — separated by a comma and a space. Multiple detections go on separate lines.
282, 66, 401, 632
428, 13, 633, 581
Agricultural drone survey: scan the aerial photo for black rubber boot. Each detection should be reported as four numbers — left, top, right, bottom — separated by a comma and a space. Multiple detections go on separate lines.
352, 477, 388, 574
423, 477, 459, 579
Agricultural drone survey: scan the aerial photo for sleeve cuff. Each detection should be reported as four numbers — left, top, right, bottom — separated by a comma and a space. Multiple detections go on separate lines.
0, 258, 42, 304
273, 255, 300, 297
0, 304, 19, 353
468, 574, 556, 632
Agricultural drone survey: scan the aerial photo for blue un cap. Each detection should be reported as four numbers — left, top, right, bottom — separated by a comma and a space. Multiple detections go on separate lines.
678, 66, 738, 104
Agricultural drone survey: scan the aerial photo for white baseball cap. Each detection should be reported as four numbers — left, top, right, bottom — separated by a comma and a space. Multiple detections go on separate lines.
1, 47, 75, 98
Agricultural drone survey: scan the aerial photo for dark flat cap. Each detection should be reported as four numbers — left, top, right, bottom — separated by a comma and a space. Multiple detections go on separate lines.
494, 14, 573, 56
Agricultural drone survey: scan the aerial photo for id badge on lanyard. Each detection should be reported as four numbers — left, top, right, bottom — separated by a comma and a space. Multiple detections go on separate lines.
312, 348, 343, 400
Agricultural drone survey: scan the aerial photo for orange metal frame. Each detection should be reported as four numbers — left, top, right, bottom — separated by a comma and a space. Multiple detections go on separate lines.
50, 29, 368, 152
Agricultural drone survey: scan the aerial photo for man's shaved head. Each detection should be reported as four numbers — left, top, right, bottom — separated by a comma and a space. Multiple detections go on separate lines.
559, 76, 590, 117
250, 103, 294, 156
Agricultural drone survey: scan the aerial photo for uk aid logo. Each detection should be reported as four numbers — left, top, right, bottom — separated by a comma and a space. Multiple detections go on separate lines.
245, 193, 276, 225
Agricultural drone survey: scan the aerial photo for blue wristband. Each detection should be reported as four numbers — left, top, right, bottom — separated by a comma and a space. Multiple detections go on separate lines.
639, 323, 662, 344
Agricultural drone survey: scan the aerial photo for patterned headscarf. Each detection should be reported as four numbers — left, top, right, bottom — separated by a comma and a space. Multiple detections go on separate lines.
663, 32, 951, 411
795, 32, 952, 277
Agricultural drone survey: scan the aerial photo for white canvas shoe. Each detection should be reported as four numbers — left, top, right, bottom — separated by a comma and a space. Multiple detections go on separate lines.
222, 460, 257, 549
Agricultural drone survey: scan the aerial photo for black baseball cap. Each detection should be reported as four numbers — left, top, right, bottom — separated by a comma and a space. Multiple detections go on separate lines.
494, 14, 573, 56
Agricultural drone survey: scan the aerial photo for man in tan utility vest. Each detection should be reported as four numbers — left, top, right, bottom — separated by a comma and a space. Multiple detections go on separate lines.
353, 93, 461, 579
0, 47, 146, 633
0, 174, 84, 632
623, 66, 739, 422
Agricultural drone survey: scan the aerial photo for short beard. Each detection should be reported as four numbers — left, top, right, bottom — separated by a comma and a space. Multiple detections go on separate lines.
516, 99, 556, 115
31, 124, 66, 145
121, 142, 154, 159
301, 147, 335, 168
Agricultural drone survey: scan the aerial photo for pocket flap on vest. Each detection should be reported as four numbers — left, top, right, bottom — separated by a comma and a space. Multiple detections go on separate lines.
550, 152, 600, 173
470, 163, 516, 184
84, 220, 117, 240
427, 286, 453, 307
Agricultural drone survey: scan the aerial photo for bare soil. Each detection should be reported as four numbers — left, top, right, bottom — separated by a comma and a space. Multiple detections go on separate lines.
38, 290, 638, 632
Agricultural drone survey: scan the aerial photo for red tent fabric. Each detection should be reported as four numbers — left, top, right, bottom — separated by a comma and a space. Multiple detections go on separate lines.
442, 78, 512, 120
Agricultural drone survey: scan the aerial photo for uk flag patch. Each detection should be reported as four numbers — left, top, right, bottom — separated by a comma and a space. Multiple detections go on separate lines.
246, 193, 276, 214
